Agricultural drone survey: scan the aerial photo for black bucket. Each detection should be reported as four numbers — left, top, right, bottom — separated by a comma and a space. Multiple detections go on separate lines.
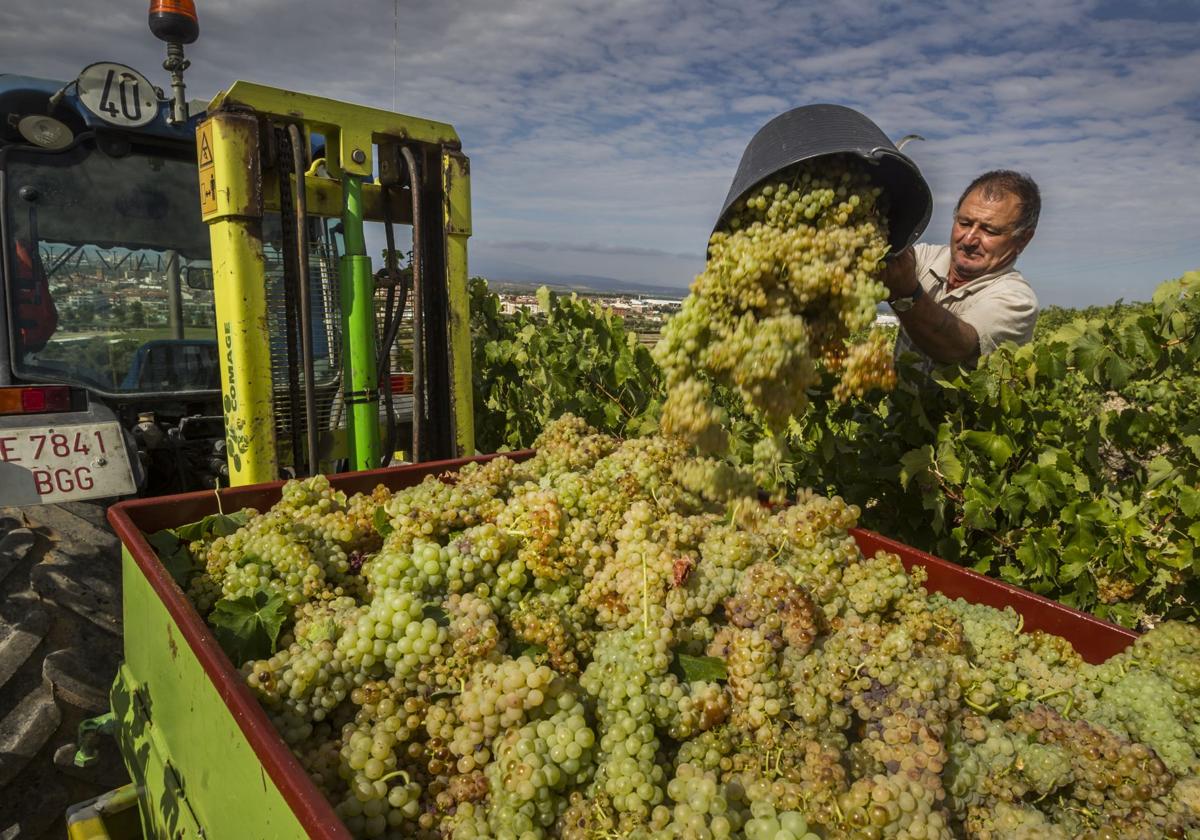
716, 104, 932, 253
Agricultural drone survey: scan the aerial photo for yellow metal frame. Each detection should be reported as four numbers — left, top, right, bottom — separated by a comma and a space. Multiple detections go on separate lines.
65, 784, 141, 840
444, 149, 475, 454
197, 112, 277, 484
196, 82, 475, 485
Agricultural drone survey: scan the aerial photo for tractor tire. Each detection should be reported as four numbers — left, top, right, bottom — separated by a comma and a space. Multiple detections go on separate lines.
0, 502, 129, 839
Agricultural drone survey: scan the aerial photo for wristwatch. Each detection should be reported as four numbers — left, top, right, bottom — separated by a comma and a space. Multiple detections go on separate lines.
887, 282, 924, 313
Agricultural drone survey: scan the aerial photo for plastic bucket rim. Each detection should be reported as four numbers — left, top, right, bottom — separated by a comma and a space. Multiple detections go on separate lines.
713, 104, 933, 253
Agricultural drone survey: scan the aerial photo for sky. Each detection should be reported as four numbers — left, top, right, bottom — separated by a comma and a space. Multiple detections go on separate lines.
2, 0, 1197, 306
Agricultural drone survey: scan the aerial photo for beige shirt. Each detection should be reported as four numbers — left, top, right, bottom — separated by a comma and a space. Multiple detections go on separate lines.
893, 243, 1038, 378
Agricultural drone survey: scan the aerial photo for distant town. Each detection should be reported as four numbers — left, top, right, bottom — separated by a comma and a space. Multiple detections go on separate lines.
492, 287, 899, 334
494, 289, 683, 334
41, 249, 216, 331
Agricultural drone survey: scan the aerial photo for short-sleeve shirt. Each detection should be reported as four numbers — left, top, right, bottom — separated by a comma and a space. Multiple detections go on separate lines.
893, 243, 1038, 379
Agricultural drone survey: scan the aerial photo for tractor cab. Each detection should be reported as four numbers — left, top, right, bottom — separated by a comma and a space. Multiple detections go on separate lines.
0, 66, 226, 500
3, 85, 215, 393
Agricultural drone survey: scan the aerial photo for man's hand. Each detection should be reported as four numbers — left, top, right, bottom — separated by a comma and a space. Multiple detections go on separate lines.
881, 246, 980, 364
880, 246, 917, 298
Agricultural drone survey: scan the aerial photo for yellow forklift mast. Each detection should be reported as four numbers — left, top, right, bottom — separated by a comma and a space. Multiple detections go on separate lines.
198, 82, 475, 484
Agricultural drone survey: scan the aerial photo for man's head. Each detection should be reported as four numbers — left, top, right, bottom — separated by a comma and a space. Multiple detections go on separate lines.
949, 170, 1040, 284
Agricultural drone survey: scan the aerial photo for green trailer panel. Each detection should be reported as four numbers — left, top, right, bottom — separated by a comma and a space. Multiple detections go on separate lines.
113, 544, 321, 839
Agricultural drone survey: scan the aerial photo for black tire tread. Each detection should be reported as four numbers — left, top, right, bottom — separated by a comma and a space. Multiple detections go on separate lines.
0, 504, 128, 839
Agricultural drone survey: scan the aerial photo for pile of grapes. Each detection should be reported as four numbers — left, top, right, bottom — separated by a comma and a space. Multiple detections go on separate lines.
175, 415, 1200, 840
653, 155, 897, 457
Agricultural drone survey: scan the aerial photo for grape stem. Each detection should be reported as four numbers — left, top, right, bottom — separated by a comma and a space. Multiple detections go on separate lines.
965, 697, 1000, 715
592, 380, 633, 418
378, 769, 411, 785
767, 541, 787, 564
590, 801, 622, 840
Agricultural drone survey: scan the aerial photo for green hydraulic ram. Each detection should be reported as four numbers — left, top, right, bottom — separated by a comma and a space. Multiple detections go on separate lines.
339, 175, 381, 470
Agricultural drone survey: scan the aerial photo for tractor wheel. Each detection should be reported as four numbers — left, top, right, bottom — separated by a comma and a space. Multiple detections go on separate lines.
0, 502, 129, 839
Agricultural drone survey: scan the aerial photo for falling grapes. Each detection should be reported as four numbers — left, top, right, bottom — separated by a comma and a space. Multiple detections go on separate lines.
654, 156, 896, 459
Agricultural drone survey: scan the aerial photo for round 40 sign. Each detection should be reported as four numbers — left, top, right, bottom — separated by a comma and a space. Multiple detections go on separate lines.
76, 62, 159, 128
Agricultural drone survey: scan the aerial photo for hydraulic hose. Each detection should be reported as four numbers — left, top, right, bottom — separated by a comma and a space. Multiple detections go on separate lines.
377, 183, 411, 466
400, 146, 424, 463
288, 123, 319, 477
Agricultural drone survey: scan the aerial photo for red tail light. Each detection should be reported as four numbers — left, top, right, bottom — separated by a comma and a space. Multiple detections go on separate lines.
0, 385, 75, 416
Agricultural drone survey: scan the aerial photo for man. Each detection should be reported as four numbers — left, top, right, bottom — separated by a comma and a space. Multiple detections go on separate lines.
881, 170, 1040, 379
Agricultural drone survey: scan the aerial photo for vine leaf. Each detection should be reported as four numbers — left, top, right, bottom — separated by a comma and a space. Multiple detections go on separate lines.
174, 510, 249, 542
373, 506, 393, 537
210, 589, 288, 666
898, 446, 934, 490
1181, 486, 1200, 518
960, 431, 1015, 467
147, 529, 195, 588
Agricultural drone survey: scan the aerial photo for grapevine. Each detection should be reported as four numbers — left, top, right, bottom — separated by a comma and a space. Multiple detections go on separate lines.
787, 269, 1200, 629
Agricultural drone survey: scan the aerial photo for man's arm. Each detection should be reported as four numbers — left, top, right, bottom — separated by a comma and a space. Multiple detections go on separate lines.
880, 248, 979, 364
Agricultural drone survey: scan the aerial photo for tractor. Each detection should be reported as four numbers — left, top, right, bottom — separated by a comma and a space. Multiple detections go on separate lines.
0, 1, 475, 835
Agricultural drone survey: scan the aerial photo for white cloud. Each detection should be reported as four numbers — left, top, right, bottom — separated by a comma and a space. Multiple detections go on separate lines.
0, 0, 1196, 303
730, 95, 790, 114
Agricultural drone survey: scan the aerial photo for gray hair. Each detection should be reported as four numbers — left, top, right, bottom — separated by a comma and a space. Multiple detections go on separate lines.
956, 170, 1041, 234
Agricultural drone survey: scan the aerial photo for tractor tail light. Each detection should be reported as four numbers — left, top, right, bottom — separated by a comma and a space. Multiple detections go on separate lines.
0, 385, 77, 416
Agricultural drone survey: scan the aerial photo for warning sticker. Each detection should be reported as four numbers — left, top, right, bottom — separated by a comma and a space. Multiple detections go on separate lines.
197, 120, 217, 217
197, 121, 214, 167
200, 171, 217, 216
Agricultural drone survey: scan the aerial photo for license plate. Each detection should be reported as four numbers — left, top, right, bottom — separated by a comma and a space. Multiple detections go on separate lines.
0, 422, 136, 504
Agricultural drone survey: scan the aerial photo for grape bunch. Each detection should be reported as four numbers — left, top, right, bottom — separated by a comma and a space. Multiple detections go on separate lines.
188, 473, 379, 609
168, 414, 1200, 839
829, 327, 898, 401
654, 156, 895, 463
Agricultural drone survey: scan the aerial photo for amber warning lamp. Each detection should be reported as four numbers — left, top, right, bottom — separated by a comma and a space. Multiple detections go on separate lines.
148, 0, 199, 125
149, 0, 199, 44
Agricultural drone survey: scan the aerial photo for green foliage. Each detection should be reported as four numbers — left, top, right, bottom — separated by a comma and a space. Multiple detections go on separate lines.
145, 510, 250, 588
209, 588, 288, 665
469, 278, 663, 452
787, 270, 1200, 628
173, 510, 251, 542
146, 529, 195, 588
1034, 300, 1155, 340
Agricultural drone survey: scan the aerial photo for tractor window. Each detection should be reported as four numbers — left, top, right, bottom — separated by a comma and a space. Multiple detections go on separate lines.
4, 139, 218, 393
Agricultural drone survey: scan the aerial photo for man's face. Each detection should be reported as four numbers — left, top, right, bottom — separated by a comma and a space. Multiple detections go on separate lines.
949, 188, 1032, 282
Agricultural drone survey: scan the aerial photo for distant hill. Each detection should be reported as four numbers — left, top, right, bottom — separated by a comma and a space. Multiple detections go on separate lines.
483, 272, 687, 299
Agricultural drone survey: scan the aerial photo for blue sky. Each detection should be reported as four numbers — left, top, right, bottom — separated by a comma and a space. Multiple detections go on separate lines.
3, 0, 1197, 305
